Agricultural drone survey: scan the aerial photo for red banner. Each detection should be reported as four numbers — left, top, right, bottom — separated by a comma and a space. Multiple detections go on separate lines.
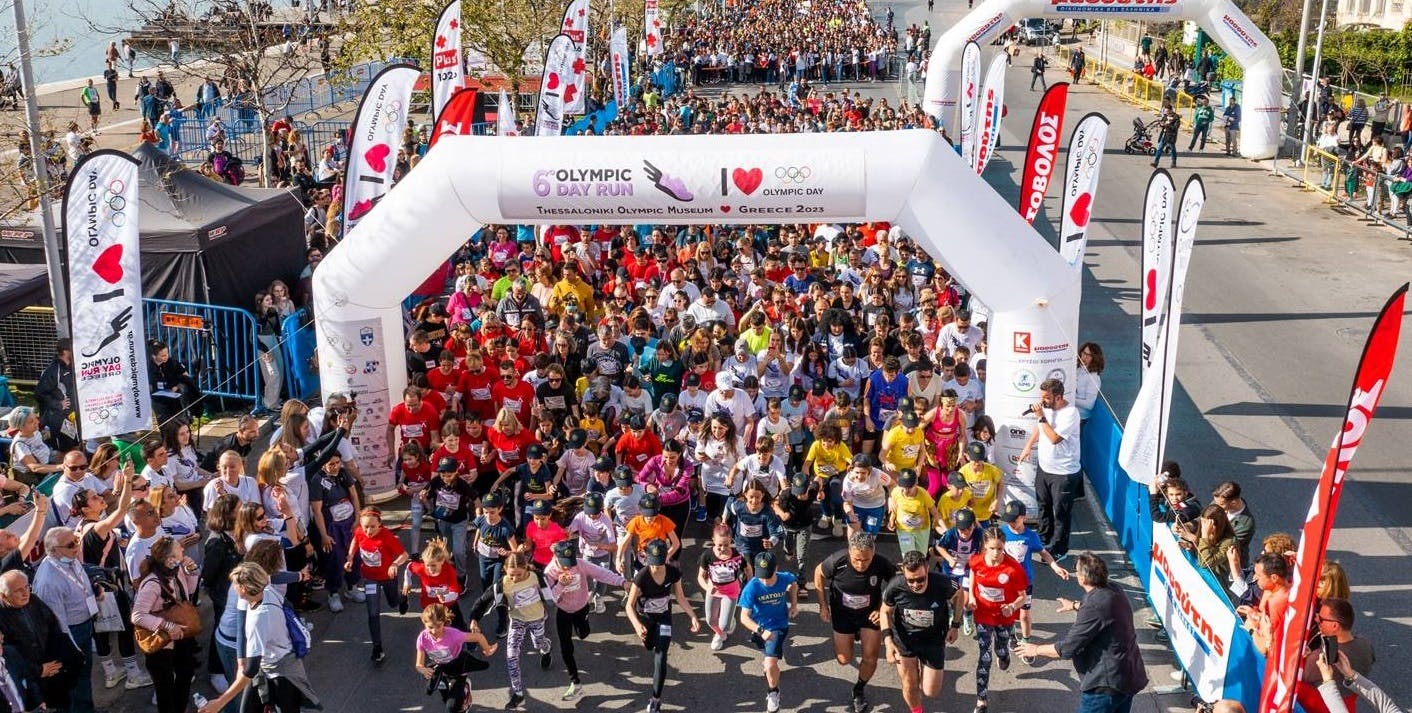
1018, 82, 1069, 224
431, 88, 479, 146
1259, 282, 1408, 713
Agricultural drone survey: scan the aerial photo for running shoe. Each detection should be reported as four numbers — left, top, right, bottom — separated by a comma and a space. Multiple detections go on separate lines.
817, 516, 832, 531
1051, 552, 1069, 564
328, 593, 344, 613
645, 697, 662, 713
125, 670, 153, 689
710, 634, 725, 651
562, 681, 584, 701
372, 645, 385, 664
852, 690, 871, 713
973, 702, 989, 713
694, 502, 708, 522
506, 692, 525, 709
592, 594, 606, 614
832, 521, 846, 538
998, 654, 1011, 672
398, 597, 409, 615
540, 650, 553, 670
962, 611, 976, 637
104, 668, 126, 689
766, 690, 781, 713
347, 587, 367, 603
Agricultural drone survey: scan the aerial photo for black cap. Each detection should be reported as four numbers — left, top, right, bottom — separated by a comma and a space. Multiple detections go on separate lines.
753, 550, 778, 578
436, 456, 459, 473
966, 442, 988, 462
901, 412, 920, 428
567, 429, 587, 448
613, 465, 636, 485
789, 384, 806, 399
594, 456, 616, 472
897, 469, 918, 487
643, 538, 670, 565
811, 381, 827, 395
686, 408, 705, 424
789, 472, 810, 496
627, 414, 647, 430
530, 499, 553, 516
685, 373, 701, 387
947, 470, 967, 490
639, 493, 660, 515
954, 508, 977, 530
851, 453, 872, 468
661, 392, 678, 408
526, 444, 546, 459
480, 492, 504, 509
1001, 500, 1026, 523
553, 539, 578, 566
583, 491, 604, 515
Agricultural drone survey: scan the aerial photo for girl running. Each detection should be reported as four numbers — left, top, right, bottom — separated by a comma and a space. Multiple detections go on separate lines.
467, 553, 552, 709
565, 491, 617, 613
404, 537, 467, 628
698, 524, 749, 651
345, 507, 408, 664
415, 604, 498, 713
625, 539, 702, 713
724, 481, 784, 561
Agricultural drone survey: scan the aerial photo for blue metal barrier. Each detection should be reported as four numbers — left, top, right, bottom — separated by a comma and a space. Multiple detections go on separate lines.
280, 310, 319, 402
142, 299, 260, 402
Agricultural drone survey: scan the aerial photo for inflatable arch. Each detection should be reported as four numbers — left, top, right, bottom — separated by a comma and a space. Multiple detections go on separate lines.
924, 0, 1283, 159
313, 131, 1082, 501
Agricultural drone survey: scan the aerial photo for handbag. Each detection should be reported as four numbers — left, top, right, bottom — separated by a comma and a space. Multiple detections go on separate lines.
134, 577, 202, 655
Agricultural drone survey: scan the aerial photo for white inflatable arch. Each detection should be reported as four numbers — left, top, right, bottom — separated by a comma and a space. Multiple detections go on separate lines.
925, 0, 1282, 159
314, 131, 1082, 501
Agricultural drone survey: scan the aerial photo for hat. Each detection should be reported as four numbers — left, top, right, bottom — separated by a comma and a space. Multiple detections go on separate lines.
553, 539, 578, 566
436, 456, 459, 473
530, 499, 553, 516
851, 453, 873, 468
753, 550, 778, 578
639, 493, 660, 515
567, 429, 588, 449
734, 341, 750, 355
685, 373, 702, 387
612, 467, 635, 487
480, 492, 504, 509
661, 392, 679, 408
627, 413, 647, 430
716, 371, 735, 389
526, 444, 547, 459
901, 412, 920, 428
954, 508, 977, 530
789, 472, 811, 496
643, 538, 670, 566
947, 470, 967, 490
594, 455, 616, 472
965, 442, 988, 463
789, 384, 806, 399
897, 469, 918, 487
1001, 500, 1026, 523
583, 491, 604, 515
811, 380, 827, 396
686, 408, 705, 424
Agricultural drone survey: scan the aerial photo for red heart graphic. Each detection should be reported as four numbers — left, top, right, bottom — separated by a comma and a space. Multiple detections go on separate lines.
563, 83, 578, 105
720, 205, 731, 213
91, 244, 123, 284
732, 167, 763, 195
547, 72, 560, 90
349, 199, 374, 220
1144, 269, 1158, 310
1069, 192, 1092, 228
364, 143, 390, 173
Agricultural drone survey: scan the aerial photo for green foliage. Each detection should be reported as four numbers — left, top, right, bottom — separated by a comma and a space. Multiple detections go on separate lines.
333, 0, 440, 74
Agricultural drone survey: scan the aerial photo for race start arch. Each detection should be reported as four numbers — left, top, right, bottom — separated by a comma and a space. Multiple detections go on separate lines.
313, 131, 1083, 502
924, 0, 1282, 159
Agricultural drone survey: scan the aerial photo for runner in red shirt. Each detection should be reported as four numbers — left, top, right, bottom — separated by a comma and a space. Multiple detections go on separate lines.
613, 414, 663, 472
386, 386, 442, 470
347, 507, 410, 663
461, 350, 497, 426
426, 351, 467, 414
520, 499, 568, 568
967, 527, 1031, 711
403, 536, 467, 627
430, 423, 475, 483
485, 407, 539, 474
490, 359, 536, 428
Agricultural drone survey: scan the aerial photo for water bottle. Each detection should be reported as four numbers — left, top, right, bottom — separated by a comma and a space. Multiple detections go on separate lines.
193, 692, 209, 709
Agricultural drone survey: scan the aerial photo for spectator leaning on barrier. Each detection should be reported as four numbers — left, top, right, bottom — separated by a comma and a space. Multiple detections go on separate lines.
1298, 597, 1376, 713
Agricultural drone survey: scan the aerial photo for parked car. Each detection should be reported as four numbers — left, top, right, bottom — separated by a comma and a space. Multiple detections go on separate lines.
1019, 18, 1057, 46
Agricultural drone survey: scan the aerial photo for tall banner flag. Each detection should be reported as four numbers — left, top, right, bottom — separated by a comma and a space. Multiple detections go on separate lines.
644, 0, 663, 56
559, 0, 591, 114
971, 53, 1007, 174
431, 0, 463, 122
1260, 283, 1407, 713
62, 150, 150, 439
498, 89, 519, 136
1017, 82, 1069, 224
536, 35, 580, 136
1058, 112, 1109, 269
430, 89, 479, 146
342, 64, 419, 233
610, 25, 631, 107
958, 42, 981, 170
1139, 169, 1176, 380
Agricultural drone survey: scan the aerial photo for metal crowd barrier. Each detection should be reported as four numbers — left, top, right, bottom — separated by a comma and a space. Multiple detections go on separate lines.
142, 299, 261, 402
1271, 140, 1412, 240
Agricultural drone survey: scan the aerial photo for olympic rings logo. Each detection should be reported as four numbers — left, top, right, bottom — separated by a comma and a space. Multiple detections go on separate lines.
87, 407, 114, 424
384, 100, 405, 133
774, 166, 812, 183
102, 179, 128, 227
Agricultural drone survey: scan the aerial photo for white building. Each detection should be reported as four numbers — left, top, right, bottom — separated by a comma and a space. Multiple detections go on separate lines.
1337, 0, 1412, 30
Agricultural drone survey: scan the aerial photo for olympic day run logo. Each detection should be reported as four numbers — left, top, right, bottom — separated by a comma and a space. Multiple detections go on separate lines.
1049, 0, 1176, 12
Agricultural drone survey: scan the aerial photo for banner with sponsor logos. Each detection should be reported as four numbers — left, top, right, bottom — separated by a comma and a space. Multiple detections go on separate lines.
318, 317, 397, 496
1058, 112, 1108, 268
341, 64, 419, 234
958, 41, 981, 170
1138, 169, 1175, 380
498, 89, 519, 136
62, 150, 151, 439
497, 144, 866, 223
431, 0, 463, 123
1261, 283, 1407, 713
430, 89, 478, 146
987, 311, 1076, 511
1149, 521, 1242, 702
972, 53, 1007, 174
536, 35, 580, 136
644, 0, 663, 56
559, 0, 591, 114
1018, 82, 1068, 224
610, 26, 631, 108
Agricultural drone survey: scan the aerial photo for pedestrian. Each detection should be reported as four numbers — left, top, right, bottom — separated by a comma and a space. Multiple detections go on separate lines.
1189, 96, 1215, 151
124, 41, 137, 76
131, 536, 201, 713
103, 64, 120, 110
698, 523, 749, 651
738, 550, 799, 713
80, 78, 101, 133
967, 526, 1030, 712
1152, 103, 1181, 167
1069, 47, 1086, 83
470, 492, 517, 637
33, 339, 77, 452
467, 552, 552, 709
420, 457, 475, 580
414, 603, 497, 712
544, 539, 625, 701
773, 472, 817, 587
345, 506, 408, 665
0, 569, 84, 712
935, 507, 982, 635
881, 550, 961, 713
1018, 377, 1083, 558
624, 538, 702, 713
169, 37, 180, 64
814, 531, 895, 713
1223, 97, 1242, 155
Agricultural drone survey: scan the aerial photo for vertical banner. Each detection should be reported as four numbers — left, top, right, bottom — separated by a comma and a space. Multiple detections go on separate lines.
430, 89, 479, 146
958, 41, 981, 170
1139, 169, 1176, 379
1057, 112, 1110, 269
610, 26, 631, 107
644, 0, 663, 56
431, 0, 463, 123
63, 150, 151, 439
1261, 283, 1408, 713
341, 64, 419, 233
559, 0, 591, 114
987, 311, 1077, 513
536, 34, 579, 136
971, 53, 1007, 174
1017, 82, 1069, 224
498, 88, 519, 136
318, 317, 397, 496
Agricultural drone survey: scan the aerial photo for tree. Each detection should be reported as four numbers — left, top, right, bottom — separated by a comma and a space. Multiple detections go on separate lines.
331, 0, 438, 74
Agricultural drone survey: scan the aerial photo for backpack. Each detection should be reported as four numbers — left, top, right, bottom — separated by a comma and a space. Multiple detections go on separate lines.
265, 597, 311, 658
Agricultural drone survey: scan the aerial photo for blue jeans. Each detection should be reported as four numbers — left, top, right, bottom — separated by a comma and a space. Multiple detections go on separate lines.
1152, 138, 1177, 166
216, 642, 240, 713
1078, 691, 1134, 713
68, 619, 95, 713
363, 578, 403, 648
823, 477, 844, 520
434, 518, 467, 583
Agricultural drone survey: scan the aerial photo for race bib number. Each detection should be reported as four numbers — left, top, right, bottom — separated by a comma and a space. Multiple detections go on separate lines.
511, 586, 541, 609
475, 538, 494, 558
436, 490, 461, 511
470, 387, 491, 400
817, 464, 837, 476
503, 397, 524, 413
403, 424, 425, 438
900, 608, 935, 629
427, 585, 449, 599
977, 584, 1005, 603
360, 548, 383, 569
562, 574, 582, 592
901, 444, 920, 459
901, 514, 923, 530
329, 498, 356, 523
658, 623, 672, 638
739, 522, 763, 538
1003, 541, 1027, 562
840, 592, 871, 610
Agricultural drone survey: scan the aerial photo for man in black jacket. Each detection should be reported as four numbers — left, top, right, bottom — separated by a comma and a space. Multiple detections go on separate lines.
0, 571, 83, 712
33, 340, 77, 451
199, 415, 260, 472
1017, 554, 1148, 713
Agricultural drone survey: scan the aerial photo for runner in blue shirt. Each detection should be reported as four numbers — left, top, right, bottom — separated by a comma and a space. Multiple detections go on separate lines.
739, 550, 799, 713
998, 501, 1070, 661
935, 507, 982, 636
862, 356, 909, 454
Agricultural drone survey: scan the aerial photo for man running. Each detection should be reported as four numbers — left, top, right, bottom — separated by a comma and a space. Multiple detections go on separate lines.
815, 532, 896, 713
881, 550, 963, 713
738, 550, 799, 713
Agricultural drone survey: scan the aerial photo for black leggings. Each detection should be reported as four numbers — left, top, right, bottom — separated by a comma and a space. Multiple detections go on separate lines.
643, 615, 672, 699
146, 639, 198, 713
95, 590, 136, 657
433, 649, 490, 712
661, 501, 690, 535
554, 606, 592, 683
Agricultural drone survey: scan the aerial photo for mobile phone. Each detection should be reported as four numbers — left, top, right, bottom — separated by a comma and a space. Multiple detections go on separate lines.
1322, 634, 1338, 664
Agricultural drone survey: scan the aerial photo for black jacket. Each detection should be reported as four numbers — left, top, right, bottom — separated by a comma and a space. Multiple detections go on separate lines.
1053, 582, 1149, 695
33, 358, 75, 430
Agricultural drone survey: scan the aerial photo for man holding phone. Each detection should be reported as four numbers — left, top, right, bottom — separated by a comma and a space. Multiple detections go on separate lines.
1297, 598, 1376, 713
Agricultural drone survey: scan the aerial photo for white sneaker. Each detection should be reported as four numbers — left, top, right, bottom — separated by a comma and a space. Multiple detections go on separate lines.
103, 668, 126, 689
591, 594, 606, 614
347, 587, 367, 603
832, 522, 846, 538
329, 593, 345, 612
125, 670, 153, 689
710, 634, 725, 651
818, 516, 832, 530
766, 690, 781, 713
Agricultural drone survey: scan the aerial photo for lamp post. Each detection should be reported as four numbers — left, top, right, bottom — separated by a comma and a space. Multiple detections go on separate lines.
1292, 0, 1314, 142
1303, 0, 1332, 147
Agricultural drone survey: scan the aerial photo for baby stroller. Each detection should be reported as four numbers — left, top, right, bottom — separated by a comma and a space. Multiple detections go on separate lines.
1124, 117, 1156, 155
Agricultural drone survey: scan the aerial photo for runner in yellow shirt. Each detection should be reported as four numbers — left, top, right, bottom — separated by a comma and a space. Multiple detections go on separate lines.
887, 469, 943, 555
959, 442, 1004, 523
803, 423, 852, 534
935, 471, 974, 529
878, 412, 926, 474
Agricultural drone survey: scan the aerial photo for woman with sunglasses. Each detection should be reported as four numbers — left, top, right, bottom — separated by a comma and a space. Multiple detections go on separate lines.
73, 461, 149, 690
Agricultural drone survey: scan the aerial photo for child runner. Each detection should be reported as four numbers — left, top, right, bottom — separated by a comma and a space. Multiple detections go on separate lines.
404, 537, 467, 628
724, 480, 783, 562
520, 498, 567, 569
617, 493, 680, 579
624, 539, 702, 713
605, 464, 645, 543
886, 468, 942, 555
968, 526, 1031, 713
880, 550, 962, 713
802, 423, 851, 536
397, 443, 433, 552
773, 472, 817, 594
544, 540, 626, 701
421, 457, 475, 582
309, 453, 362, 612
935, 508, 982, 636
958, 442, 1004, 525
470, 492, 518, 638
738, 550, 799, 713
997, 501, 1070, 662
467, 552, 552, 709
698, 523, 749, 651
414, 603, 497, 713
565, 491, 616, 613
936, 471, 974, 530
841, 454, 893, 536
345, 507, 408, 664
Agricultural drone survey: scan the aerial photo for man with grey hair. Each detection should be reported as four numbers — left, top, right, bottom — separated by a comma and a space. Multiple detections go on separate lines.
0, 568, 83, 710
814, 532, 896, 713
1018, 553, 1148, 713
31, 528, 99, 711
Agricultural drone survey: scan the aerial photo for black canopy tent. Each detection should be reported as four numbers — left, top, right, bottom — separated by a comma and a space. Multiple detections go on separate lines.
0, 264, 49, 317
0, 144, 306, 308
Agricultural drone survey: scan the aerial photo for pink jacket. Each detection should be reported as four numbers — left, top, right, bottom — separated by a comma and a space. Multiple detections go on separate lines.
131, 569, 199, 650
545, 558, 624, 614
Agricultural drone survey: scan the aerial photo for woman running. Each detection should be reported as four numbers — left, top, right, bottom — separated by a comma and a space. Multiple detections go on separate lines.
922, 391, 966, 498
625, 539, 702, 713
968, 526, 1031, 712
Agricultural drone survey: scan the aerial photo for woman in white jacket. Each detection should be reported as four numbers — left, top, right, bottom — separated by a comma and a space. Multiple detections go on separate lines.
1073, 342, 1105, 420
